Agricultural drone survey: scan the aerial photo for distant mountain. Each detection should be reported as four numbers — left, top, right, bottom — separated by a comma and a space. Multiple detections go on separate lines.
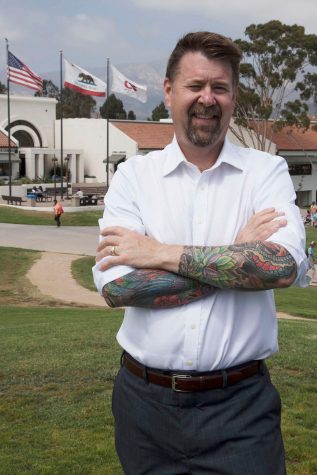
0, 60, 167, 120
2, 59, 316, 120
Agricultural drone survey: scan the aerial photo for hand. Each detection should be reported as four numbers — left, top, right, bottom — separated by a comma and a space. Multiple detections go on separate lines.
96, 226, 168, 271
234, 208, 287, 245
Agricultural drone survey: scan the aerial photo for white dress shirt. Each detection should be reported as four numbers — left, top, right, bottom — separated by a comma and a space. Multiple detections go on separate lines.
93, 137, 309, 371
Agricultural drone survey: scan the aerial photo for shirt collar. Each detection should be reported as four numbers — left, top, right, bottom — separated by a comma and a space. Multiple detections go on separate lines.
162, 135, 245, 177
162, 136, 186, 176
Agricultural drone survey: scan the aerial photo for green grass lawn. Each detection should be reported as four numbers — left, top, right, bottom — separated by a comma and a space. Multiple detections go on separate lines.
275, 286, 317, 318
0, 307, 316, 475
269, 320, 317, 475
72, 256, 97, 292
0, 219, 316, 473
0, 306, 124, 475
0, 206, 103, 226
71, 255, 317, 319
1, 242, 317, 319
305, 226, 317, 245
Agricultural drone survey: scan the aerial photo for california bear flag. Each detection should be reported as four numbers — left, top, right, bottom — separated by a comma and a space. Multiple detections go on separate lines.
64, 59, 107, 97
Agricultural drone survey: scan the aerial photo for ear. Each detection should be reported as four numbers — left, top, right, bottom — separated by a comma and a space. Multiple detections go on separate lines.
163, 78, 172, 108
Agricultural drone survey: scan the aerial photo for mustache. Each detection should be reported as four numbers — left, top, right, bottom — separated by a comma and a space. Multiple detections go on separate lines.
189, 104, 221, 118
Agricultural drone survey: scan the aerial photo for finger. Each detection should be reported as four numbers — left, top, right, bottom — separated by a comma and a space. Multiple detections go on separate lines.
95, 251, 104, 263
98, 256, 122, 271
253, 210, 285, 226
255, 207, 276, 216
258, 219, 287, 240
96, 236, 120, 252
96, 245, 120, 261
253, 207, 285, 220
100, 226, 127, 237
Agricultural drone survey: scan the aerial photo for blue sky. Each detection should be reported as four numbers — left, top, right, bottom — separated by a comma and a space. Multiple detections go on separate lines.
0, 0, 316, 76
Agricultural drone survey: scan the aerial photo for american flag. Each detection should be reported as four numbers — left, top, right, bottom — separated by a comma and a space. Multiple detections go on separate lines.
8, 51, 43, 92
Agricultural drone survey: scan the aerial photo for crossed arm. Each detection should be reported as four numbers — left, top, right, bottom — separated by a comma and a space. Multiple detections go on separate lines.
95, 208, 297, 308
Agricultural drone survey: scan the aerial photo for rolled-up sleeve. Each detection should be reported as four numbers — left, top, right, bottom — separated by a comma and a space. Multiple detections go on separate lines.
253, 155, 309, 287
92, 162, 145, 294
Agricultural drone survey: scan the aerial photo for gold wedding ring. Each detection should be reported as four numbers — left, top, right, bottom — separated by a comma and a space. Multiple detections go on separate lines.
110, 246, 117, 256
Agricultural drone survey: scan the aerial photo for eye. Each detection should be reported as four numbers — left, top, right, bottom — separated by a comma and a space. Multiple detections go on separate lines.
188, 84, 202, 91
214, 85, 229, 93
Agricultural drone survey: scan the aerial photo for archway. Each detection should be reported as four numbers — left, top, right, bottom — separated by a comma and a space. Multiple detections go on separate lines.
5, 120, 43, 147
13, 130, 34, 147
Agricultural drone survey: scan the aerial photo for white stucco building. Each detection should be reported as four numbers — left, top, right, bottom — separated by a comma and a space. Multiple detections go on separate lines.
0, 94, 84, 182
0, 94, 316, 206
54, 118, 138, 184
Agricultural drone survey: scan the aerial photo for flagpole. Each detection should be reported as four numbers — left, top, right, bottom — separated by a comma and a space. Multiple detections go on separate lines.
5, 38, 12, 198
106, 57, 110, 190
60, 50, 64, 200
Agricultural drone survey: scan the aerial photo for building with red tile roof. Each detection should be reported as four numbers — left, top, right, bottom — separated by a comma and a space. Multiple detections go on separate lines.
0, 92, 316, 206
0, 129, 17, 148
269, 125, 317, 206
0, 127, 19, 179
111, 120, 174, 151
110, 119, 317, 206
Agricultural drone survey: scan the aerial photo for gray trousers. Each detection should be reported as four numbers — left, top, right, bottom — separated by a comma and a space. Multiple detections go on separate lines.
112, 361, 286, 475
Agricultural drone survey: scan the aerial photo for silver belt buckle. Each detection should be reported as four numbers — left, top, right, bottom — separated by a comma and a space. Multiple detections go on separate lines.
172, 374, 192, 392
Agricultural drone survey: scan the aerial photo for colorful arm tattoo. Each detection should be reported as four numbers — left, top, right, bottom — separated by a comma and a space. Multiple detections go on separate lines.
102, 268, 215, 308
179, 241, 296, 290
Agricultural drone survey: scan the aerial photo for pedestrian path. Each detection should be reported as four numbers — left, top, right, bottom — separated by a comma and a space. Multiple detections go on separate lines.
26, 250, 316, 319
26, 252, 105, 307
1, 223, 316, 315
0, 223, 99, 255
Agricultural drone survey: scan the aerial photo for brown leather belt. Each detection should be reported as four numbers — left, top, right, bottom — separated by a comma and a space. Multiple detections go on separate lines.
122, 352, 263, 392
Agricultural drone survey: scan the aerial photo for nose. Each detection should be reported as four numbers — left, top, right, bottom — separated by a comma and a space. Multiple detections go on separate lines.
198, 86, 216, 106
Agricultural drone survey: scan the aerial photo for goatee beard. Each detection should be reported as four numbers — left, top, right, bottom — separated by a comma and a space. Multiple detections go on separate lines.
186, 105, 221, 147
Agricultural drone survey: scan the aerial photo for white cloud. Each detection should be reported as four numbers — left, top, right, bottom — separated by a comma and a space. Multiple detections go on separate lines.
66, 14, 116, 44
1, 0, 316, 77
132, 0, 317, 34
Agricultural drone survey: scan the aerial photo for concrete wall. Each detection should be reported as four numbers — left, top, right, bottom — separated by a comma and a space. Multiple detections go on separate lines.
55, 119, 138, 183
0, 95, 57, 148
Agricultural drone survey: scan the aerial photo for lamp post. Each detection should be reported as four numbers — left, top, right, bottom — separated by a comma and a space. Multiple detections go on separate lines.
52, 156, 58, 200
64, 154, 71, 199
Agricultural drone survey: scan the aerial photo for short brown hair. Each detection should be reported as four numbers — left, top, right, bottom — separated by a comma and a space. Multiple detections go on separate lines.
166, 31, 242, 87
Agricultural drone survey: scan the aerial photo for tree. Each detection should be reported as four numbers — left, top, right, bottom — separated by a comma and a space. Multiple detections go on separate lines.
128, 110, 136, 120
0, 81, 7, 94
148, 101, 169, 121
57, 88, 96, 119
35, 79, 59, 99
100, 94, 127, 119
35, 80, 96, 118
232, 20, 317, 151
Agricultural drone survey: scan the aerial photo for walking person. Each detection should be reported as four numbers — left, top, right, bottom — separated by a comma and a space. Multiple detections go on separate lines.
53, 199, 64, 227
93, 31, 308, 475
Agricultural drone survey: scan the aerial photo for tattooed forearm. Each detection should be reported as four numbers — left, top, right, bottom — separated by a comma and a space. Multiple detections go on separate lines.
102, 268, 215, 308
178, 241, 296, 290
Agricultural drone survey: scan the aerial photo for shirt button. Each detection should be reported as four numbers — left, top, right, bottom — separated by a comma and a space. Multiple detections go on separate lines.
186, 360, 193, 366
191, 324, 196, 330
200, 186, 205, 191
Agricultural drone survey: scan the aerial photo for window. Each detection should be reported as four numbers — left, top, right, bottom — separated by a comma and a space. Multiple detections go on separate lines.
288, 163, 312, 176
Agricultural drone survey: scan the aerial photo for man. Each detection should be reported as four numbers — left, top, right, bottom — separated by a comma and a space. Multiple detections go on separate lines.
93, 32, 308, 474
53, 199, 64, 227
